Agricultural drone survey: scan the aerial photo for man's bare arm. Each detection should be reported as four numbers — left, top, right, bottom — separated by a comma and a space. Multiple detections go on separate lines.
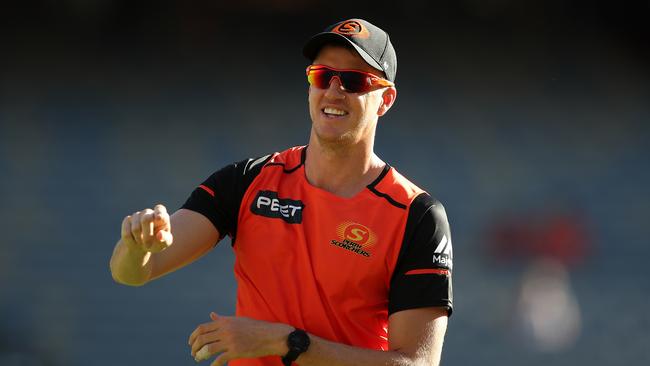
295, 307, 447, 366
110, 205, 219, 286
189, 307, 448, 366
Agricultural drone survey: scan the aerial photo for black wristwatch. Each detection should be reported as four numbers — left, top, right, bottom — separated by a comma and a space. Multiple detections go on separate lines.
281, 328, 310, 366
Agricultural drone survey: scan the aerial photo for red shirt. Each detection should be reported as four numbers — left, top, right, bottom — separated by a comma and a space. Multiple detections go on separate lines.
183, 146, 453, 366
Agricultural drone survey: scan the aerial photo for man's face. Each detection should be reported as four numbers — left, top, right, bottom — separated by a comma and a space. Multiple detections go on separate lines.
308, 44, 396, 147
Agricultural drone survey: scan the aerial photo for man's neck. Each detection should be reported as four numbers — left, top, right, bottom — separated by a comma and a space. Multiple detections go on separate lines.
304, 136, 385, 198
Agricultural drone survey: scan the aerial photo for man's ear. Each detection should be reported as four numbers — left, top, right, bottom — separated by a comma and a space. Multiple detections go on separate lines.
377, 87, 397, 116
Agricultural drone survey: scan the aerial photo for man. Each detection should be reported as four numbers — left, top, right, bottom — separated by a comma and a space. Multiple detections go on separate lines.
110, 18, 453, 366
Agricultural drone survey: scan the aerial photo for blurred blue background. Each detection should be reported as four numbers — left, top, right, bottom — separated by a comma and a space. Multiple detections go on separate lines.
1, 1, 649, 365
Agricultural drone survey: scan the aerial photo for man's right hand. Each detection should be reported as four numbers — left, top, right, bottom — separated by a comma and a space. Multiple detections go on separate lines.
121, 204, 174, 254
112, 205, 218, 286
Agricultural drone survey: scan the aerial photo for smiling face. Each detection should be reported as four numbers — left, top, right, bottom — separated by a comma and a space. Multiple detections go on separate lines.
308, 44, 396, 148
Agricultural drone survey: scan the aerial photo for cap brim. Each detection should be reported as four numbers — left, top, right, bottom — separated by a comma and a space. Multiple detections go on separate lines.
302, 32, 384, 74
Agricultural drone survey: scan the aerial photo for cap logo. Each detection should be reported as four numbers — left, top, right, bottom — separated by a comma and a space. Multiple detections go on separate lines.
332, 20, 370, 39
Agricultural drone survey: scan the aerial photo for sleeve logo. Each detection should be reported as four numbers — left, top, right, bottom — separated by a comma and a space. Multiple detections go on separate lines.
250, 190, 304, 224
433, 235, 453, 269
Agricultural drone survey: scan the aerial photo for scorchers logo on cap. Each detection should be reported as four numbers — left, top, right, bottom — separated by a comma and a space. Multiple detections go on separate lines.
330, 222, 377, 257
332, 20, 370, 39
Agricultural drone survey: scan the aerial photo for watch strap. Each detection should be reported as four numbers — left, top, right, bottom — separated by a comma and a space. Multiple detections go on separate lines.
281, 328, 310, 366
282, 350, 300, 366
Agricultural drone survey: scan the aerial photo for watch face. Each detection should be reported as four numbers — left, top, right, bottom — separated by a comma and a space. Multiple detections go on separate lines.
288, 330, 310, 352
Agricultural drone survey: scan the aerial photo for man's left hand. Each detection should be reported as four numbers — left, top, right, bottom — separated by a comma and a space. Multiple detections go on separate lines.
188, 312, 292, 365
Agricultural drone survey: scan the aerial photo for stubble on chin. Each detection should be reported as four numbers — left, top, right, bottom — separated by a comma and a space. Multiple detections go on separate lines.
312, 124, 368, 156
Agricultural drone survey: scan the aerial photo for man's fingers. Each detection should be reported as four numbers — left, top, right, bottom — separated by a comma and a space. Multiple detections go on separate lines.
153, 205, 172, 242
154, 205, 170, 226
140, 209, 155, 249
195, 343, 227, 364
130, 211, 143, 244
195, 344, 212, 362
121, 215, 133, 241
189, 321, 221, 347
154, 204, 168, 217
191, 331, 222, 356
121, 206, 171, 252
156, 230, 174, 245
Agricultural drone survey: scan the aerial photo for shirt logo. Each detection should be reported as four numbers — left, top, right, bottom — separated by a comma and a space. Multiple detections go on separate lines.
433, 235, 453, 269
250, 190, 304, 224
330, 222, 377, 257
332, 20, 370, 39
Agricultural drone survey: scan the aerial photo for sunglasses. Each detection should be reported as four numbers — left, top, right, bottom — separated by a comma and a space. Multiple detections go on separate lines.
306, 64, 394, 93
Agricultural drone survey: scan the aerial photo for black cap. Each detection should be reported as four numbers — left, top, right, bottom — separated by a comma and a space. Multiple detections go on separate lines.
303, 19, 397, 82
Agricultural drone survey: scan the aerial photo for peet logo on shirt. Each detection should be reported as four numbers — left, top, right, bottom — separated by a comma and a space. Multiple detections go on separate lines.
250, 190, 304, 224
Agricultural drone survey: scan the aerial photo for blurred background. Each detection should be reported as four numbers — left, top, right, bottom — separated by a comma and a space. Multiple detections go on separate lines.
1, 0, 649, 365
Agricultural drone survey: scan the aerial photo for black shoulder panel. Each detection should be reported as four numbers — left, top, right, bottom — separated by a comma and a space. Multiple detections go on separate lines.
388, 193, 454, 316
181, 154, 272, 244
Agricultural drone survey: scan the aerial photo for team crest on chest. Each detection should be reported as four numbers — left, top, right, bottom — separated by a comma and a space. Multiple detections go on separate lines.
330, 222, 377, 257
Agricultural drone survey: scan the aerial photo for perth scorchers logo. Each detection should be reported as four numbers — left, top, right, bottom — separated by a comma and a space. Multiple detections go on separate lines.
332, 20, 370, 39
330, 222, 377, 257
